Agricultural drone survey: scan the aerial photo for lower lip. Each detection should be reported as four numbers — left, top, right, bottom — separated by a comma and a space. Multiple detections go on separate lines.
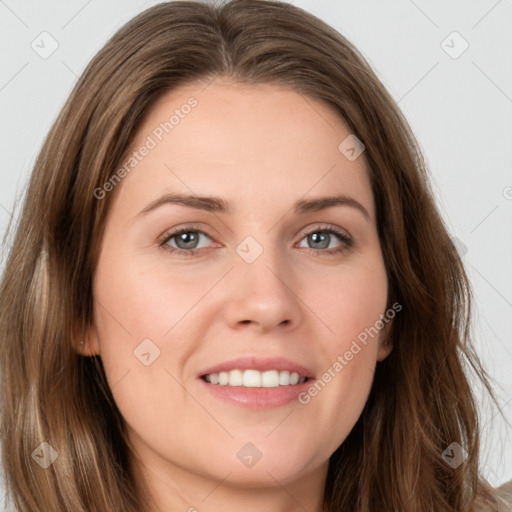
198, 378, 315, 409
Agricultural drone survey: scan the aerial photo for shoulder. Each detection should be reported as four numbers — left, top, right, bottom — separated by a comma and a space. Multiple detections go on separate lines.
495, 480, 512, 510
475, 479, 512, 511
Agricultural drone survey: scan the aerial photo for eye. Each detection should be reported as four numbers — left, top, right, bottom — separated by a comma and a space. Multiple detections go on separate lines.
158, 223, 354, 257
297, 224, 353, 256
159, 227, 213, 257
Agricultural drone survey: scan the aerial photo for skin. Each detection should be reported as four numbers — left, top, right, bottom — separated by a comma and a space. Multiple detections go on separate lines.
81, 77, 393, 512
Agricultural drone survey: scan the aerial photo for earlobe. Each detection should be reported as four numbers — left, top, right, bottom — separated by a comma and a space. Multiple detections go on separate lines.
376, 319, 394, 362
377, 339, 393, 361
74, 324, 101, 357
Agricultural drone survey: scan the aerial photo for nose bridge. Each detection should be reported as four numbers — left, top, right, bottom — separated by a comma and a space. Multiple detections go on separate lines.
223, 231, 302, 331
236, 232, 289, 295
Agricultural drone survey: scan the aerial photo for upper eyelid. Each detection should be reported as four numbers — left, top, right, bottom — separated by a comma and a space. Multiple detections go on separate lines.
158, 224, 214, 245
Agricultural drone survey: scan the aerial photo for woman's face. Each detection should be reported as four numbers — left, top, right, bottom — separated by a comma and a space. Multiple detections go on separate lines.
83, 77, 392, 500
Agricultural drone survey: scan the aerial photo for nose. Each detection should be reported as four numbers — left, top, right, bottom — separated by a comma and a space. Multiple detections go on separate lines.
222, 243, 303, 333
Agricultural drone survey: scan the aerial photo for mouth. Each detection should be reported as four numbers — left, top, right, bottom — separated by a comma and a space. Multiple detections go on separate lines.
197, 356, 315, 409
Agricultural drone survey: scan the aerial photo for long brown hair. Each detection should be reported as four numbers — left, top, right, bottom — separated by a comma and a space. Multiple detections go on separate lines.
0, 1, 507, 510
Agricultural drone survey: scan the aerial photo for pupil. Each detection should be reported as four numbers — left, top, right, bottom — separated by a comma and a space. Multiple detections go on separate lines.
178, 232, 197, 249
310, 232, 328, 249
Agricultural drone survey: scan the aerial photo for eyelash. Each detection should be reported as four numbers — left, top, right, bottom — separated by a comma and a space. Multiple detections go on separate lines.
158, 223, 354, 257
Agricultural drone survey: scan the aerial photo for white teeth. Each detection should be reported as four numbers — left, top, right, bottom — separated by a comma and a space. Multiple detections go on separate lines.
243, 369, 261, 387
203, 369, 306, 387
229, 369, 243, 386
261, 370, 279, 387
279, 370, 290, 385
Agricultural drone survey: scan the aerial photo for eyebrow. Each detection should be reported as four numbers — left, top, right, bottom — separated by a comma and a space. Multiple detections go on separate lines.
136, 192, 371, 221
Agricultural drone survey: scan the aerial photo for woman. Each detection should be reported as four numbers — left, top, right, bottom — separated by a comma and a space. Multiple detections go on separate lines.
0, 1, 510, 510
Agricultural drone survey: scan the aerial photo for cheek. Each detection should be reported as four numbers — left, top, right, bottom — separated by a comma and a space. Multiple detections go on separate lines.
93, 242, 219, 348
90, 247, 219, 410
307, 253, 388, 351
296, 254, 387, 447
90, 253, 198, 449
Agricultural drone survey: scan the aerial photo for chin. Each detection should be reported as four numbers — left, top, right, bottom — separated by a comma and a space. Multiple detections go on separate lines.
194, 437, 325, 487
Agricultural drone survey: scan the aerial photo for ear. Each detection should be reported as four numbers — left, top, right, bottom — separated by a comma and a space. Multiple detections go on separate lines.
74, 321, 101, 357
376, 316, 393, 362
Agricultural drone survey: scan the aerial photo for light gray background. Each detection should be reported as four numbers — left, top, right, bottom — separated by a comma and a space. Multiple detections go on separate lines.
1, 0, 511, 505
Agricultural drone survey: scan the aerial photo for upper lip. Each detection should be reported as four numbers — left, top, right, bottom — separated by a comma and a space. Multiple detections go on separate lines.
198, 356, 315, 379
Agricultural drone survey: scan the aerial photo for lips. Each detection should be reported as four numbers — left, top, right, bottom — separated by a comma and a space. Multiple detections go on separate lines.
198, 356, 315, 380
197, 356, 316, 409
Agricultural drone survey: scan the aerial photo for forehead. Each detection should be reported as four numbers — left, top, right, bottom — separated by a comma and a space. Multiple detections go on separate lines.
113, 78, 375, 221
